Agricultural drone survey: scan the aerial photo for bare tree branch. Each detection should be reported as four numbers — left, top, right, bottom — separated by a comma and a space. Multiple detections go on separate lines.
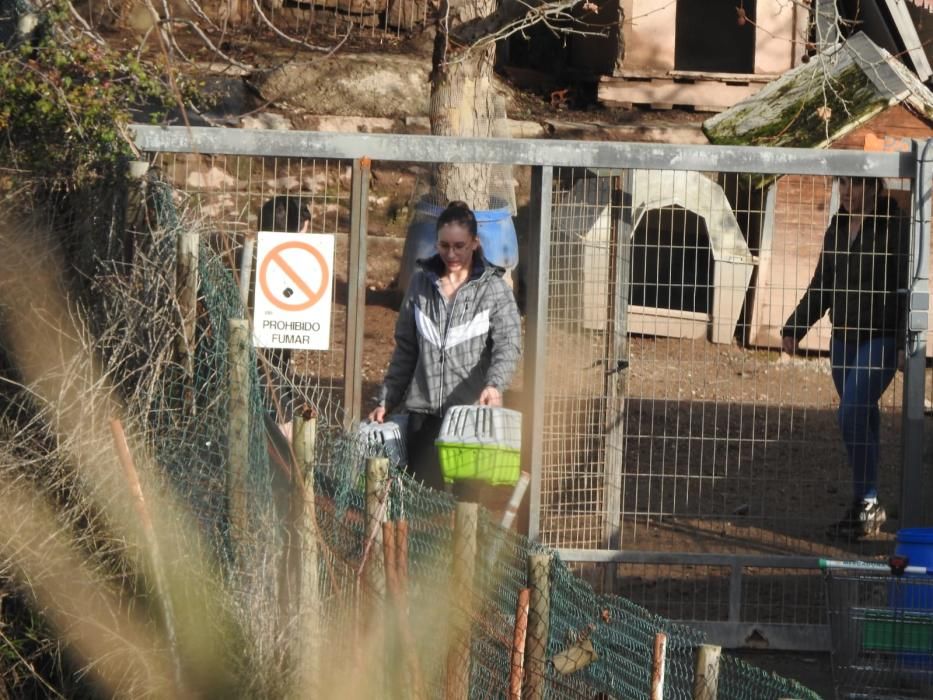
452, 0, 583, 46
181, 0, 222, 32
162, 18, 255, 71
440, 0, 606, 65
64, 0, 108, 46
450, 0, 609, 50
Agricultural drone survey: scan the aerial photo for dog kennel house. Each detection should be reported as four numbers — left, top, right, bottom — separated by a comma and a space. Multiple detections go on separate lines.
552, 169, 756, 344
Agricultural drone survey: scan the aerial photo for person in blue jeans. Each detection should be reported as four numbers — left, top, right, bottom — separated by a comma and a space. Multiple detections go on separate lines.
781, 176, 908, 539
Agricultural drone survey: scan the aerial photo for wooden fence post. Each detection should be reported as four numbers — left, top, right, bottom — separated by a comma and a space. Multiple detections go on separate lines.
383, 520, 400, 698
293, 411, 320, 694
651, 632, 668, 700
508, 587, 531, 700
358, 457, 389, 696
523, 553, 552, 700
177, 232, 199, 385
292, 411, 317, 476
227, 319, 250, 553
238, 233, 255, 311
446, 502, 478, 700
123, 160, 149, 264
365, 457, 389, 597
693, 644, 721, 700
400, 518, 427, 699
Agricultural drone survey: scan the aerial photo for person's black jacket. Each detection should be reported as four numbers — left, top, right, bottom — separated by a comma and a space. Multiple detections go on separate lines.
781, 197, 909, 349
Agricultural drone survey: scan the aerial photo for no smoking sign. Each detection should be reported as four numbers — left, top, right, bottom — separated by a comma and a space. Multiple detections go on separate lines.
253, 231, 335, 350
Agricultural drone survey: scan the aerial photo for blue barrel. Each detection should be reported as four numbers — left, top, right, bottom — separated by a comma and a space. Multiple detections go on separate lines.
892, 528, 933, 671
896, 528, 933, 568
399, 200, 518, 294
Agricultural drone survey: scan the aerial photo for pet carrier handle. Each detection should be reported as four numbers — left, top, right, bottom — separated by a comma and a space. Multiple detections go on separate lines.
819, 557, 932, 576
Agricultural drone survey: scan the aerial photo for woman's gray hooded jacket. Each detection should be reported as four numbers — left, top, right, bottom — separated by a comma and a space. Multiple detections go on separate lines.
378, 254, 522, 416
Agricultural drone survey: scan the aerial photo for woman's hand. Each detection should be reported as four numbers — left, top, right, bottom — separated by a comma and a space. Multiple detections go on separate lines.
478, 386, 502, 407
368, 406, 386, 423
781, 336, 798, 356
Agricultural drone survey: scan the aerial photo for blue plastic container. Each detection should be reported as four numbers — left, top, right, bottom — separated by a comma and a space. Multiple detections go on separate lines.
896, 528, 933, 569
894, 528, 933, 609
891, 528, 933, 671
399, 200, 518, 294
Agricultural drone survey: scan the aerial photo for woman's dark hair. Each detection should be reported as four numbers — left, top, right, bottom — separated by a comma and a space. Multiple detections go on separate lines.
436, 200, 478, 238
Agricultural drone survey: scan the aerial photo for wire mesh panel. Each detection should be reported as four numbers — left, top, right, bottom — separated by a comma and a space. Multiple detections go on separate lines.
542, 167, 911, 639
543, 168, 627, 549
148, 152, 353, 429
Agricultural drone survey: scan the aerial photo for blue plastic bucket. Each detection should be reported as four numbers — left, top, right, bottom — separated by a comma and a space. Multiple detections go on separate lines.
399, 200, 518, 294
896, 528, 933, 569
891, 528, 933, 671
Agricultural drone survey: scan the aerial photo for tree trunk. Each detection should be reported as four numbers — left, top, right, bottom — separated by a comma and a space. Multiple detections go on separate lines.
430, 0, 500, 208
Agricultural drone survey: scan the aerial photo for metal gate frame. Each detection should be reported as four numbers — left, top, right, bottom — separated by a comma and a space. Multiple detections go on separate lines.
132, 125, 930, 649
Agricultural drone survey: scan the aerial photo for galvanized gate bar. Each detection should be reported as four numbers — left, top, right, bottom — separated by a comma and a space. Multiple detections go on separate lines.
131, 125, 912, 177
561, 547, 828, 650
901, 140, 932, 528
343, 158, 370, 430
525, 166, 553, 543
557, 548, 820, 568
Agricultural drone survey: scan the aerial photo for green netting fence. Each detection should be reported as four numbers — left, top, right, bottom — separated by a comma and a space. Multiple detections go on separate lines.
35, 168, 825, 698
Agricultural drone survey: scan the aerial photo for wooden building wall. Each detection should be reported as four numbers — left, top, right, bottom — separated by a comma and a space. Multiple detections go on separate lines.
601, 0, 808, 110
619, 0, 806, 74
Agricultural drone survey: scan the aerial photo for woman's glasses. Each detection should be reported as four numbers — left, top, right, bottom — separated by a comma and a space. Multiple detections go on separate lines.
438, 241, 471, 253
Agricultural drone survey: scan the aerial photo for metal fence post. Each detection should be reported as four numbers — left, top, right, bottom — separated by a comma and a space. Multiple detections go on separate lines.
525, 166, 553, 543
903, 139, 932, 528
602, 170, 633, 591
344, 157, 370, 431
